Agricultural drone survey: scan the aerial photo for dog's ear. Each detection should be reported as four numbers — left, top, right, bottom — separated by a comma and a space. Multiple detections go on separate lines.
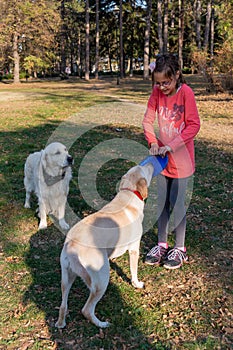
40, 150, 47, 168
136, 178, 148, 200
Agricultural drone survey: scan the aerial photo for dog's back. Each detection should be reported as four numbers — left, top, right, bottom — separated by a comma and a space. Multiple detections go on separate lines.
65, 190, 144, 260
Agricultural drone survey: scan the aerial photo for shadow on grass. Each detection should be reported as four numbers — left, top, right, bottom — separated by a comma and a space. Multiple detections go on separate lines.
23, 228, 155, 349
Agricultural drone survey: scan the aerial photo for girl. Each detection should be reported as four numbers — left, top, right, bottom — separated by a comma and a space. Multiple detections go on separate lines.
142, 53, 200, 269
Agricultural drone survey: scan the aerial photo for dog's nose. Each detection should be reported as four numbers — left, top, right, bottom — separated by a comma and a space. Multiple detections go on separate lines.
67, 155, 73, 165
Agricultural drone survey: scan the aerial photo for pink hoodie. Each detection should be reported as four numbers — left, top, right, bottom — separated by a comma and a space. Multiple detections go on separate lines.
143, 84, 200, 178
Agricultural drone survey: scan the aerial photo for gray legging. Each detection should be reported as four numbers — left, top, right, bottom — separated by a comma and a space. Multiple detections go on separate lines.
157, 174, 190, 248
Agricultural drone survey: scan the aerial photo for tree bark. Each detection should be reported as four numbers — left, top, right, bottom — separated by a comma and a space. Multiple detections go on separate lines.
119, 0, 124, 78
195, 0, 202, 49
129, 0, 135, 77
85, 0, 90, 80
77, 29, 81, 77
178, 0, 185, 70
60, 0, 66, 74
157, 0, 163, 54
210, 2, 215, 66
95, 0, 99, 79
163, 0, 168, 54
13, 32, 20, 84
144, 0, 152, 80
204, 0, 212, 50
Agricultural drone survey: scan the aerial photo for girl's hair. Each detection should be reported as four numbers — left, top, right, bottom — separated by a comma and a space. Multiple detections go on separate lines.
152, 53, 186, 88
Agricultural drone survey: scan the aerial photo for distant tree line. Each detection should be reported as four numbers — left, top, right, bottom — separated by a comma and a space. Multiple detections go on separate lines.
0, 0, 232, 90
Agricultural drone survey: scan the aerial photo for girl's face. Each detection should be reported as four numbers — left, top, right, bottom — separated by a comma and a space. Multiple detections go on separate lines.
154, 71, 179, 96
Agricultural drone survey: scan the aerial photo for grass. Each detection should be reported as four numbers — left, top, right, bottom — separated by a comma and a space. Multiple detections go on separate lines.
0, 76, 232, 349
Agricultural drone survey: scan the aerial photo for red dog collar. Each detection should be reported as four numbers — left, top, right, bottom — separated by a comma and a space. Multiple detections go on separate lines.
121, 188, 144, 201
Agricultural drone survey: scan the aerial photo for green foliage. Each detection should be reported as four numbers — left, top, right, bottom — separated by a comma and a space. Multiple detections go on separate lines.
0, 0, 60, 76
23, 55, 50, 76
189, 46, 210, 72
1, 0, 233, 81
215, 42, 233, 74
216, 2, 233, 41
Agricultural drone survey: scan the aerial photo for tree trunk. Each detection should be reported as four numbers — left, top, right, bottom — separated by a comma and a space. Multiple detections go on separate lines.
163, 0, 168, 54
144, 0, 152, 80
157, 0, 163, 54
60, 0, 66, 74
129, 26, 134, 77
178, 0, 185, 70
210, 2, 215, 66
13, 32, 20, 84
204, 0, 212, 50
77, 29, 81, 77
85, 0, 90, 81
195, 0, 202, 49
129, 0, 135, 77
95, 0, 99, 79
119, 0, 124, 78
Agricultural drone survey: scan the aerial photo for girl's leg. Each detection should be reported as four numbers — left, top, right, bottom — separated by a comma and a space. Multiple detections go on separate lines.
169, 177, 189, 248
145, 174, 171, 266
162, 177, 191, 269
157, 174, 171, 244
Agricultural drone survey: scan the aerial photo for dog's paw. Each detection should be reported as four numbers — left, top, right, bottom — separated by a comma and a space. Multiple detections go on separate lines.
39, 222, 47, 230
132, 280, 144, 289
97, 320, 110, 328
82, 308, 110, 328
55, 320, 66, 329
59, 219, 70, 230
24, 202, 31, 209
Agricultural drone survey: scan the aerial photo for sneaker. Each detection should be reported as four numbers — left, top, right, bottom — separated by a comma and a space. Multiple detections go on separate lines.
145, 245, 168, 265
163, 248, 188, 269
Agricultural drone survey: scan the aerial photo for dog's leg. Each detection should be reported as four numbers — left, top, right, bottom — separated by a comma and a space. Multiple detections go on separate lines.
58, 203, 69, 230
38, 201, 47, 230
82, 258, 110, 328
24, 176, 32, 208
55, 258, 76, 329
24, 189, 31, 208
129, 245, 144, 289
59, 218, 70, 230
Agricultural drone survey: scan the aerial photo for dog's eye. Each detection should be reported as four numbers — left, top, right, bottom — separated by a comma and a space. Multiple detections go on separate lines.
55, 151, 61, 155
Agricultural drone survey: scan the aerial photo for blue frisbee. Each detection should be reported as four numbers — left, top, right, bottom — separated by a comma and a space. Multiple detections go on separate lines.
139, 154, 168, 177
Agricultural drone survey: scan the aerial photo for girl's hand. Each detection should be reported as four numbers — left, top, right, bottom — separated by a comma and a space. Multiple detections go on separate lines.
158, 145, 172, 157
149, 143, 159, 155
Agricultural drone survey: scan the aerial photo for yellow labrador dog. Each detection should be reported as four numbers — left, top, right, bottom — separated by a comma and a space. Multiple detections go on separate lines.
55, 162, 154, 329
24, 142, 73, 230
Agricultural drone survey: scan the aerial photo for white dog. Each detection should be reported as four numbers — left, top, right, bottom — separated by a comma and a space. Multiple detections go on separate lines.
55, 162, 154, 329
24, 142, 73, 230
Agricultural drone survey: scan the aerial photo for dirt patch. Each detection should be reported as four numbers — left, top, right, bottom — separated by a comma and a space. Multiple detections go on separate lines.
0, 91, 44, 101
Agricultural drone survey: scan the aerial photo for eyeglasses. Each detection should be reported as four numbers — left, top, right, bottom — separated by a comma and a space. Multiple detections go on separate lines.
155, 80, 172, 88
